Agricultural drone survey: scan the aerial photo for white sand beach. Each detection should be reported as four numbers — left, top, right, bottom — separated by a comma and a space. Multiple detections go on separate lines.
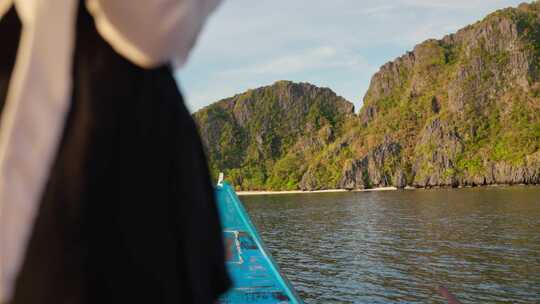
237, 187, 398, 196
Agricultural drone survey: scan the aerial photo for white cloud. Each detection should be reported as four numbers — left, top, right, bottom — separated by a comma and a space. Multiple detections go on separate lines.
398, 0, 516, 9
358, 5, 397, 16
217, 46, 371, 77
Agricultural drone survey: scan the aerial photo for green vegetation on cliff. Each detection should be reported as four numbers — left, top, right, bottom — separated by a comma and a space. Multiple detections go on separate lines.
194, 2, 540, 190
194, 81, 354, 190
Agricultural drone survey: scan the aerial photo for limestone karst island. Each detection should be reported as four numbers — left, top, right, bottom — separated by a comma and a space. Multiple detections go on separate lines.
195, 3, 540, 191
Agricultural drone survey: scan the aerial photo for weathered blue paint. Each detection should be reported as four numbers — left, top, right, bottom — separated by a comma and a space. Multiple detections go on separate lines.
216, 182, 303, 304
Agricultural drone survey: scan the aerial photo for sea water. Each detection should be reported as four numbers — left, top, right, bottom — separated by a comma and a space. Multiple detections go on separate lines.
242, 186, 540, 303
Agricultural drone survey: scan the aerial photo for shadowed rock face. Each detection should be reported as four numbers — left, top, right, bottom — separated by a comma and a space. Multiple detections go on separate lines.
195, 2, 540, 190
337, 141, 403, 190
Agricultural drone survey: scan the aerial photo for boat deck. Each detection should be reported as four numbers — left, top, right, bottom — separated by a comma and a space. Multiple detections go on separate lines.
216, 182, 302, 303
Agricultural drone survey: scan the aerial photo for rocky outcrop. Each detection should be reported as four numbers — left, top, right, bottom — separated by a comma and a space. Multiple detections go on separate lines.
350, 1, 540, 189
336, 141, 403, 190
411, 119, 464, 187
194, 81, 354, 190
195, 2, 540, 190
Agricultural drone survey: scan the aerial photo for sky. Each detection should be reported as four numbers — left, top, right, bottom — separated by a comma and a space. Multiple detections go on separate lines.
176, 0, 526, 113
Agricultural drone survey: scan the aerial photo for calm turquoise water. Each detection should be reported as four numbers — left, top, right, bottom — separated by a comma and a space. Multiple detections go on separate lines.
242, 187, 540, 303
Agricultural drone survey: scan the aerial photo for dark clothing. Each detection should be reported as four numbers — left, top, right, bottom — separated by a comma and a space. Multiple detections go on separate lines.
1, 4, 230, 304
0, 7, 20, 118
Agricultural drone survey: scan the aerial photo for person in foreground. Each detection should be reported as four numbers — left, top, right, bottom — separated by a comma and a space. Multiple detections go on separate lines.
0, 0, 230, 303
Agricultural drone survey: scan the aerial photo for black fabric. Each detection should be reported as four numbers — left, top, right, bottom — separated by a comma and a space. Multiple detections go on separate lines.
0, 4, 230, 304
0, 7, 20, 118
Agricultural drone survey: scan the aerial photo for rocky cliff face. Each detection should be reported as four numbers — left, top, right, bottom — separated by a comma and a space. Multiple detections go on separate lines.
195, 2, 540, 190
194, 81, 354, 190
339, 2, 540, 189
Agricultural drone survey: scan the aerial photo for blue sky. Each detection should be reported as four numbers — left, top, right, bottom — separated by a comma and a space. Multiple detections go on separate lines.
176, 0, 525, 112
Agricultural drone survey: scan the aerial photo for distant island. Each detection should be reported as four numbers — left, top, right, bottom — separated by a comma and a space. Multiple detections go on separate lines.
194, 1, 540, 191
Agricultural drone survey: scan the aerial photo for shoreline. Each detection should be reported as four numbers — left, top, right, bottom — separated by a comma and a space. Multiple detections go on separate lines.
236, 184, 540, 196
237, 187, 398, 196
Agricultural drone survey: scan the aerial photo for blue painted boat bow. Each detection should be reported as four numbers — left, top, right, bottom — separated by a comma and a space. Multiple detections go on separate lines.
215, 182, 303, 304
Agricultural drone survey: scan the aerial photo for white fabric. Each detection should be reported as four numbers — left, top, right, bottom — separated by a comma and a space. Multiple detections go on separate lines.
0, 0, 11, 20
0, 1, 78, 302
87, 0, 221, 68
0, 1, 221, 303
